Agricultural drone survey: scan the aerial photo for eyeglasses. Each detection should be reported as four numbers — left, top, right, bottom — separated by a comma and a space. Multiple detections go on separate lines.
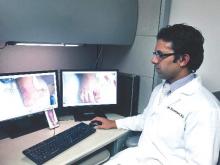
153, 50, 176, 60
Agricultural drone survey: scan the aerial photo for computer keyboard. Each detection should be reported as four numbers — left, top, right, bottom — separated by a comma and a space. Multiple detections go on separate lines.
22, 122, 96, 165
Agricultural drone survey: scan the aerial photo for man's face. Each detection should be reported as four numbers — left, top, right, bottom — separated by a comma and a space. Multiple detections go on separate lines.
151, 39, 182, 83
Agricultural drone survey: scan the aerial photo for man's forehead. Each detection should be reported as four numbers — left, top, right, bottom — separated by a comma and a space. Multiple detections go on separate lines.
156, 39, 173, 48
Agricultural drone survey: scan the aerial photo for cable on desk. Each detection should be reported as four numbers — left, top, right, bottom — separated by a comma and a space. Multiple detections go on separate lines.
53, 128, 56, 136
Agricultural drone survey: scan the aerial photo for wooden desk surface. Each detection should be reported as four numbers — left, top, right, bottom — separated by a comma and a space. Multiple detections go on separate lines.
0, 114, 127, 165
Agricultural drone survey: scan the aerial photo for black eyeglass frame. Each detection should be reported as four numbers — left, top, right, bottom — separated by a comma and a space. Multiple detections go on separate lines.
153, 50, 176, 59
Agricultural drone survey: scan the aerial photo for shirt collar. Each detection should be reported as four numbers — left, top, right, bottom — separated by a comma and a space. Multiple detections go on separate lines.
165, 73, 195, 93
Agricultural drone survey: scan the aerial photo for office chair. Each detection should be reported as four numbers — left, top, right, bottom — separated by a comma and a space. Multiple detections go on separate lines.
125, 131, 141, 148
213, 91, 220, 101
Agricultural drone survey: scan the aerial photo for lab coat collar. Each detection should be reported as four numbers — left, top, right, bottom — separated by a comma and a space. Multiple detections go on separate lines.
172, 75, 202, 96
156, 75, 201, 107
157, 76, 202, 111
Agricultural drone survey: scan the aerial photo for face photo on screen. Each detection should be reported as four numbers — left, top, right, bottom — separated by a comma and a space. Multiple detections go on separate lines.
0, 71, 58, 122
62, 71, 117, 107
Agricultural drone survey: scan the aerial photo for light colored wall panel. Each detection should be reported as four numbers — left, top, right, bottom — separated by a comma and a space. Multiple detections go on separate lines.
136, 0, 161, 36
138, 76, 153, 113
117, 36, 156, 77
169, 0, 220, 92
102, 36, 156, 77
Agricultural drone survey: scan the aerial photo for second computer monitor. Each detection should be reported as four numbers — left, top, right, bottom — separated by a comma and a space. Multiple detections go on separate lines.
61, 70, 117, 121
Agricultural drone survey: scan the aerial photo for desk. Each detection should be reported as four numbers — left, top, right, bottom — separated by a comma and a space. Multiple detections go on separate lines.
0, 114, 128, 165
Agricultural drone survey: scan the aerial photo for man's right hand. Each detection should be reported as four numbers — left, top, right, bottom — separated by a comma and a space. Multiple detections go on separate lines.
91, 117, 117, 129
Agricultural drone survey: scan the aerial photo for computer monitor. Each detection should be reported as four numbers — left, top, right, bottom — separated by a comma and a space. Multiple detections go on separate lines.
0, 70, 58, 138
60, 70, 117, 121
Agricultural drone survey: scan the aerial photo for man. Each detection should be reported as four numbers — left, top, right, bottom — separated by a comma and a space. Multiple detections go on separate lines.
92, 24, 220, 165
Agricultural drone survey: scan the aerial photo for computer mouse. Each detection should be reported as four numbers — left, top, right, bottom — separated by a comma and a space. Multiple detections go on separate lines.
89, 120, 102, 127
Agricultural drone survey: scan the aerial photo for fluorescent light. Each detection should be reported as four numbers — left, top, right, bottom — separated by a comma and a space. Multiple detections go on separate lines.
64, 44, 81, 47
6, 42, 81, 47
15, 43, 64, 47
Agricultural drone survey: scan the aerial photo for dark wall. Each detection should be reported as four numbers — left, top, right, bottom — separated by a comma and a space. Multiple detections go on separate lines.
0, 45, 97, 73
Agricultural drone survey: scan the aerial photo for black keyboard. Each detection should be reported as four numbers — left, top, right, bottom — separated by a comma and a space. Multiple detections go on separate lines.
23, 122, 96, 165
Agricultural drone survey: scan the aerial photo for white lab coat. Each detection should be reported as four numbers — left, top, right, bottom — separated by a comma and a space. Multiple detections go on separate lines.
105, 77, 220, 165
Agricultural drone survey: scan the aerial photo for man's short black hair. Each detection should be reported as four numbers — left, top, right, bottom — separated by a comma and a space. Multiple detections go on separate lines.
157, 24, 204, 72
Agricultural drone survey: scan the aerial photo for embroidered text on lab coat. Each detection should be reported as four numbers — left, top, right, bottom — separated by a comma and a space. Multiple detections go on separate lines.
167, 106, 184, 118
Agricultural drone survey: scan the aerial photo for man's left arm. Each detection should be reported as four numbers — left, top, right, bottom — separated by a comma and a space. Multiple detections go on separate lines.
184, 109, 220, 165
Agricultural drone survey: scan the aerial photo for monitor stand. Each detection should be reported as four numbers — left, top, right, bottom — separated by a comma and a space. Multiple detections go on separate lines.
74, 110, 106, 121
2, 113, 48, 139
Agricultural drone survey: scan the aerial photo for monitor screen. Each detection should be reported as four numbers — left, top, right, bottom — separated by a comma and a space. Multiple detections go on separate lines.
62, 70, 117, 107
0, 70, 58, 122
61, 70, 117, 121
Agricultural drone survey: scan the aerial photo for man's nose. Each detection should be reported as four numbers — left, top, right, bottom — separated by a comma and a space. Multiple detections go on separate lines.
151, 55, 159, 64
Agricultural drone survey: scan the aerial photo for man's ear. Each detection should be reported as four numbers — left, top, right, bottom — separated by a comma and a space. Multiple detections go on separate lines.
179, 54, 190, 67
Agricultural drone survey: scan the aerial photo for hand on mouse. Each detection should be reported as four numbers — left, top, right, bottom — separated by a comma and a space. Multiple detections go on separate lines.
89, 120, 102, 127
91, 117, 117, 129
